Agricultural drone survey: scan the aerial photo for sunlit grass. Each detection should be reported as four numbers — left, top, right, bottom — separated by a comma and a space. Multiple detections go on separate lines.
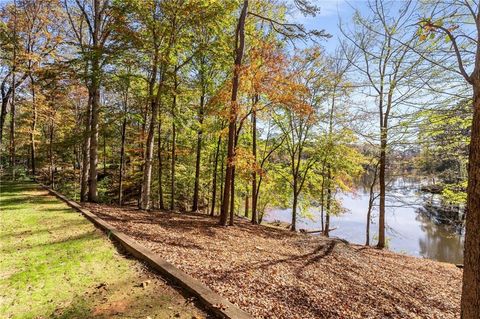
0, 181, 139, 318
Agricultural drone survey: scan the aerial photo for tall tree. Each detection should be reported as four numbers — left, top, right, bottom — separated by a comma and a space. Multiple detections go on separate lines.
219, 0, 248, 225
128, 0, 174, 210
64, 0, 117, 202
0, 0, 27, 147
219, 0, 326, 226
418, 1, 480, 316
137, 0, 198, 210
21, 0, 63, 176
341, 0, 424, 248
273, 49, 326, 231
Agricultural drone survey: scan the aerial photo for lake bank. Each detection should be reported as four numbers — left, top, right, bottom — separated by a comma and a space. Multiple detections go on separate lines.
264, 178, 465, 264
85, 202, 462, 319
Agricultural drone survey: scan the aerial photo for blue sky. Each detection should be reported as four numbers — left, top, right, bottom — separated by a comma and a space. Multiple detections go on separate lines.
291, 0, 369, 52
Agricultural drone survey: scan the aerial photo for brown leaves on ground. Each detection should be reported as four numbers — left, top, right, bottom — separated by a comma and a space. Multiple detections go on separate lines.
84, 203, 462, 319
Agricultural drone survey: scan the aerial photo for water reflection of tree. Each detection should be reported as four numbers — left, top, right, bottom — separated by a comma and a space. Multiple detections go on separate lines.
416, 210, 464, 263
340, 176, 464, 263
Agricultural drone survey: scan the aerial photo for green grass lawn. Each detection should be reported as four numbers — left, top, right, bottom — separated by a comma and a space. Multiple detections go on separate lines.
0, 180, 206, 319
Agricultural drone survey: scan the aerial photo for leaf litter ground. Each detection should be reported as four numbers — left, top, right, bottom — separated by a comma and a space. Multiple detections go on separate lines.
84, 203, 462, 319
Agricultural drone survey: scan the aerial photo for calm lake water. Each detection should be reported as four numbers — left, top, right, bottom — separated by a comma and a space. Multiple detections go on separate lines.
264, 178, 465, 264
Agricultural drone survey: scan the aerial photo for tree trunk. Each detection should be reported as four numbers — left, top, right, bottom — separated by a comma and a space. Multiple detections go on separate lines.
88, 85, 100, 202
324, 87, 336, 238
139, 95, 159, 210
325, 210, 330, 238
219, 149, 224, 213
158, 119, 165, 209
229, 122, 244, 225
366, 163, 379, 246
30, 106, 37, 177
30, 79, 36, 176
377, 132, 387, 248
49, 122, 54, 186
210, 136, 221, 216
192, 93, 205, 211
139, 47, 163, 210
461, 89, 480, 319
118, 75, 128, 206
118, 117, 126, 205
103, 132, 106, 175
88, 0, 102, 202
324, 167, 332, 237
366, 192, 373, 246
170, 74, 178, 211
255, 176, 262, 222
220, 0, 248, 226
320, 161, 326, 234
229, 167, 235, 225
6, 0, 17, 173
170, 121, 176, 210
9, 65, 16, 178
140, 103, 147, 168
221, 94, 236, 224
81, 96, 91, 202
291, 190, 298, 231
291, 148, 300, 232
251, 98, 258, 224
244, 192, 249, 217
9, 91, 16, 180
0, 95, 9, 145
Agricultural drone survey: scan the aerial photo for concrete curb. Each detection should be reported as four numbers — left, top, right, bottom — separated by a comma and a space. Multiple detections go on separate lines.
38, 183, 253, 319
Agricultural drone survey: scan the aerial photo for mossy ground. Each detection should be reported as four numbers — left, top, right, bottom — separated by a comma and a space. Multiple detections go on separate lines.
0, 180, 207, 319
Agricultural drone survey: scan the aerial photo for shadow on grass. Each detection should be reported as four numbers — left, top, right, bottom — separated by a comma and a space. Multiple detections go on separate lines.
0, 219, 87, 240
0, 193, 63, 212
1, 181, 211, 319
0, 194, 56, 204
2, 229, 98, 254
